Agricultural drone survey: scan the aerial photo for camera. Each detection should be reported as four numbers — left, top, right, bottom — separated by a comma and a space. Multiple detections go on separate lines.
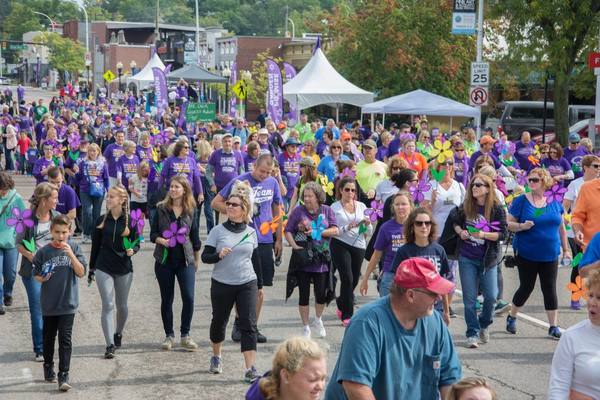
504, 255, 517, 269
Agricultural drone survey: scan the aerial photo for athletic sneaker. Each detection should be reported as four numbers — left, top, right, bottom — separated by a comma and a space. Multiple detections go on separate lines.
494, 300, 510, 315
311, 318, 326, 338
231, 319, 242, 342
114, 333, 122, 348
548, 326, 562, 340
466, 336, 479, 348
180, 336, 198, 351
161, 336, 175, 350
44, 363, 57, 383
209, 356, 222, 374
35, 353, 44, 362
570, 300, 581, 310
256, 330, 267, 343
244, 366, 261, 383
302, 325, 311, 338
506, 315, 517, 334
104, 344, 115, 359
479, 328, 489, 344
58, 372, 71, 392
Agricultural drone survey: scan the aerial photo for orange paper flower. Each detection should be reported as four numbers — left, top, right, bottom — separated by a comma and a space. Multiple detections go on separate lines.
259, 214, 288, 235
567, 276, 589, 302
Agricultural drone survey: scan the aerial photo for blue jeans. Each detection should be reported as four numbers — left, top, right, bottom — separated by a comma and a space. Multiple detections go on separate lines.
4, 147, 14, 170
459, 256, 498, 338
80, 192, 104, 236
0, 247, 18, 302
377, 271, 395, 297
154, 261, 196, 337
22, 275, 43, 354
200, 176, 215, 234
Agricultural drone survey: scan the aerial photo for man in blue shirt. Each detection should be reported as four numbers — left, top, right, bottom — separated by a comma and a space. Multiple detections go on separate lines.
579, 232, 600, 278
325, 257, 461, 400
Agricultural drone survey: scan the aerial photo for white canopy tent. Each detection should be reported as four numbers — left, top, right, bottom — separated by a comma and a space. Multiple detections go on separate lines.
283, 48, 373, 121
126, 53, 167, 91
361, 89, 480, 130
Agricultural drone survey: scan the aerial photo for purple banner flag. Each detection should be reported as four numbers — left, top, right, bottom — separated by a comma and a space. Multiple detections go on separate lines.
266, 59, 283, 124
164, 64, 172, 74
152, 67, 168, 115
282, 62, 297, 125
229, 62, 237, 118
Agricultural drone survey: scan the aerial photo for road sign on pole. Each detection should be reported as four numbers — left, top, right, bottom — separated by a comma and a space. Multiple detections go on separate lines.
470, 62, 489, 86
469, 86, 488, 106
103, 70, 116, 82
588, 52, 600, 69
232, 80, 247, 99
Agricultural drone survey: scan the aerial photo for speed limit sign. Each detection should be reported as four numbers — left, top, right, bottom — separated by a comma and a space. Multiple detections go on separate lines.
470, 62, 489, 86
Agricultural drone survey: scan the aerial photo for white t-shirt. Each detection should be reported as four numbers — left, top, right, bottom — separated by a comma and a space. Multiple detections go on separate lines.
548, 319, 600, 399
564, 177, 585, 239
375, 179, 399, 203
35, 220, 52, 249
331, 200, 372, 249
128, 175, 148, 203
424, 180, 465, 239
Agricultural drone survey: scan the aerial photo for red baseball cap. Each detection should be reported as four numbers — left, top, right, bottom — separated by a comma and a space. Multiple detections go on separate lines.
394, 257, 454, 295
115, 116, 122, 123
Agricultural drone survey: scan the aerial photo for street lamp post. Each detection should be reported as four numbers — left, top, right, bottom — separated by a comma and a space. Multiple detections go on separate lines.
116, 61, 123, 94
67, 1, 89, 87
130, 60, 137, 76
33, 11, 56, 32
222, 67, 231, 115
241, 70, 252, 119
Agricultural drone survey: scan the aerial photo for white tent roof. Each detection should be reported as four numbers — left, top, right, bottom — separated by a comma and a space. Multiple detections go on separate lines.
126, 53, 166, 89
283, 48, 374, 110
361, 89, 480, 118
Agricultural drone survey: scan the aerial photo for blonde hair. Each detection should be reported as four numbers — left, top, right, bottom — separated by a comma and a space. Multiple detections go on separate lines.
446, 377, 497, 400
585, 269, 600, 291
478, 165, 497, 180
157, 176, 196, 216
195, 139, 213, 161
123, 140, 136, 152
137, 160, 150, 178
464, 174, 498, 221
528, 167, 554, 190
97, 185, 131, 236
87, 143, 101, 159
580, 137, 593, 153
30, 182, 59, 209
259, 337, 326, 399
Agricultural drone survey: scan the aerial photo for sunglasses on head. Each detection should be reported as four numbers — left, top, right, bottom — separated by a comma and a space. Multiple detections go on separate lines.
414, 220, 432, 227
472, 182, 488, 188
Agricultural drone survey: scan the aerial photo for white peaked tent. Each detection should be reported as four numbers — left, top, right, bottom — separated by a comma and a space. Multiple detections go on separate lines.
283, 48, 374, 113
126, 53, 167, 91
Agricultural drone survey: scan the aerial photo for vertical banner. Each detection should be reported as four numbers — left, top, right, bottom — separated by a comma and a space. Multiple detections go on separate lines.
229, 62, 237, 118
152, 67, 168, 116
452, 0, 477, 35
282, 62, 297, 125
266, 59, 283, 124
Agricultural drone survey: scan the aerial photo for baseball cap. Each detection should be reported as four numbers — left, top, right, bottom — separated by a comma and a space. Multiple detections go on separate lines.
277, 122, 287, 129
341, 132, 352, 141
569, 133, 581, 143
233, 136, 241, 143
222, 132, 233, 139
479, 136, 496, 145
363, 139, 377, 149
258, 128, 269, 136
115, 116, 122, 123
300, 157, 315, 168
394, 257, 454, 295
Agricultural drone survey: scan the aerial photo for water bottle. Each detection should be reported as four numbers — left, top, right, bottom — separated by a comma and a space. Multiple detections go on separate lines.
560, 256, 572, 268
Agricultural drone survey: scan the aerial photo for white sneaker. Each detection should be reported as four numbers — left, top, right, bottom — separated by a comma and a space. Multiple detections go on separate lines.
302, 325, 311, 338
180, 336, 198, 352
161, 336, 175, 350
311, 318, 326, 338
466, 336, 479, 349
479, 328, 489, 344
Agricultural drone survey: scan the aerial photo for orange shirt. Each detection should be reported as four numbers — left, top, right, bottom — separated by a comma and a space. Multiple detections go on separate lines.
399, 151, 428, 178
572, 179, 600, 249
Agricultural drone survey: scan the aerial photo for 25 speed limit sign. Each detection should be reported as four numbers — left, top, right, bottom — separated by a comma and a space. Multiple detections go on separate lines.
470, 62, 489, 86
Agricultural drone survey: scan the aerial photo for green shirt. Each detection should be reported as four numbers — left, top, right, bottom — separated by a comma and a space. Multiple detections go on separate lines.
356, 160, 387, 193
34, 106, 48, 122
295, 122, 314, 143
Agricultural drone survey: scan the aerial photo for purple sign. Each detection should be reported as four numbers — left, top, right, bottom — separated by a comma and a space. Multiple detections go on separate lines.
266, 59, 283, 124
152, 67, 168, 115
282, 62, 297, 125
229, 62, 237, 118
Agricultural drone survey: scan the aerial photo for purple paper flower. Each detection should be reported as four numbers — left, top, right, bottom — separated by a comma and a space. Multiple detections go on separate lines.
544, 183, 567, 204
409, 177, 432, 204
515, 170, 527, 186
6, 208, 34, 234
339, 167, 356, 179
67, 133, 81, 149
364, 200, 384, 222
151, 130, 169, 146
130, 209, 145, 236
474, 217, 501, 232
495, 139, 515, 156
162, 222, 188, 247
399, 133, 416, 143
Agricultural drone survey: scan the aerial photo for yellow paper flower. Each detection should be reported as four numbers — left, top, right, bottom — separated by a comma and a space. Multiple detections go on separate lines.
319, 175, 334, 196
152, 148, 160, 163
430, 140, 453, 163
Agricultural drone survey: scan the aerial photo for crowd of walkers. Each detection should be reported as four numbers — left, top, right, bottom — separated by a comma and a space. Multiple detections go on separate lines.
1, 86, 600, 399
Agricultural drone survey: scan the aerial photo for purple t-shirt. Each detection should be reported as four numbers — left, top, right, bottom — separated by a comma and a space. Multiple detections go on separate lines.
563, 146, 589, 179
118, 154, 140, 189
103, 143, 124, 178
63, 150, 86, 186
33, 157, 56, 184
453, 154, 470, 187
208, 149, 244, 190
161, 156, 202, 196
541, 157, 571, 184
277, 152, 301, 199
374, 219, 405, 273
244, 154, 257, 173
136, 145, 152, 162
459, 207, 487, 260
148, 160, 163, 194
76, 158, 109, 195
56, 184, 80, 215
515, 141, 535, 171
376, 145, 388, 161
219, 172, 283, 244
285, 204, 337, 273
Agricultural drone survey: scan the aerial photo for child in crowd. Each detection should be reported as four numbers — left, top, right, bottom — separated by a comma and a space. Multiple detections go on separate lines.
26, 146, 39, 175
33, 215, 87, 392
17, 131, 31, 175
129, 161, 150, 218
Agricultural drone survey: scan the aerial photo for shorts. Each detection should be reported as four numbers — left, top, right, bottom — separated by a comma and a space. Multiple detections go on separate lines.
130, 201, 148, 217
253, 243, 274, 289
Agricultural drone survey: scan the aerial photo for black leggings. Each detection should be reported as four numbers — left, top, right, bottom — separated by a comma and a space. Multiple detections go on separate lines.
43, 314, 75, 373
512, 254, 558, 310
297, 270, 327, 306
568, 237, 581, 287
210, 279, 257, 352
331, 238, 365, 320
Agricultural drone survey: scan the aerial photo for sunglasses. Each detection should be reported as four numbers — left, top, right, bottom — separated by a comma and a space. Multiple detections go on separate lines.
440, 161, 454, 166
410, 179, 419, 183
391, 166, 402, 170
528, 177, 541, 183
454, 148, 465, 152
331, 146, 342, 149
225, 201, 242, 208
472, 182, 488, 188
541, 151, 549, 155
183, 146, 190, 149
343, 187, 356, 193
590, 164, 600, 169
414, 220, 432, 227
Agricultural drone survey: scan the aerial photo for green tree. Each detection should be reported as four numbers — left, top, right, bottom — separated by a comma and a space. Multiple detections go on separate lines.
35, 32, 85, 79
321, 0, 475, 103
4, 4, 43, 40
491, 0, 600, 145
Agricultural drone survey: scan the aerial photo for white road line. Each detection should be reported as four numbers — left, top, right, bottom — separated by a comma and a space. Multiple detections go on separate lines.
454, 289, 551, 329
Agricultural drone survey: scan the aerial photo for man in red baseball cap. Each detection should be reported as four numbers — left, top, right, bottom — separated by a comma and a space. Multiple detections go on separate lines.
326, 257, 461, 400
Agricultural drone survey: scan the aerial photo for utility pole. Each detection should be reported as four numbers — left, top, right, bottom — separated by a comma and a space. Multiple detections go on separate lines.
195, 0, 200, 65
154, 0, 160, 46
475, 0, 484, 136
284, 6, 289, 37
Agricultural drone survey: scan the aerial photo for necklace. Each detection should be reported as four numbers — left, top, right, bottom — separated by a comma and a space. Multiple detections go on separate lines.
530, 192, 545, 208
341, 200, 358, 225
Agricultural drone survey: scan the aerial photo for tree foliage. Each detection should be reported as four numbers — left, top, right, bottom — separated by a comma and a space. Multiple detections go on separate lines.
246, 49, 283, 108
319, 0, 475, 103
490, 0, 600, 145
34, 32, 85, 78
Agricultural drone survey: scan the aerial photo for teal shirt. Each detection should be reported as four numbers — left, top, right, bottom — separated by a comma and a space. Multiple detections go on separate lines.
325, 297, 461, 400
0, 189, 26, 249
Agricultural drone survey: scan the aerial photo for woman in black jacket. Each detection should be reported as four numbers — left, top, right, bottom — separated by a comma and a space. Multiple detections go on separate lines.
449, 173, 507, 349
89, 185, 140, 359
150, 175, 201, 352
